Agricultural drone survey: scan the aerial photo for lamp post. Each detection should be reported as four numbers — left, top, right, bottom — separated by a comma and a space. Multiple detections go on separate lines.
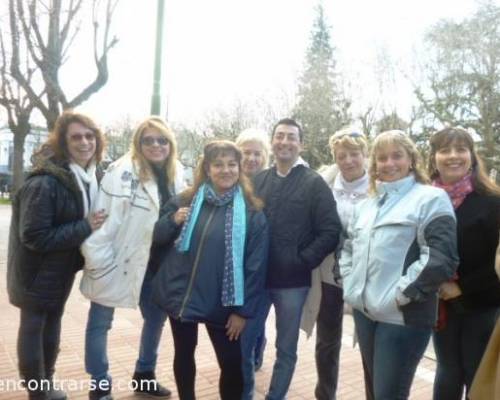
150, 0, 165, 116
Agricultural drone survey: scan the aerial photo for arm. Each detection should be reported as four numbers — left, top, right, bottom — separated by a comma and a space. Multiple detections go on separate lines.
299, 177, 342, 269
152, 196, 183, 246
338, 211, 355, 283
231, 211, 269, 319
19, 176, 92, 252
397, 194, 459, 304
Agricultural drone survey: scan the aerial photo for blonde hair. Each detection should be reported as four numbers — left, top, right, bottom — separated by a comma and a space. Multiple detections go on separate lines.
181, 140, 263, 210
328, 128, 369, 159
369, 130, 429, 193
235, 128, 271, 168
130, 116, 178, 184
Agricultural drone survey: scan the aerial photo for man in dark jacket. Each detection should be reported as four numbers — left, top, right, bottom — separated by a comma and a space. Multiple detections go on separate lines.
252, 118, 341, 400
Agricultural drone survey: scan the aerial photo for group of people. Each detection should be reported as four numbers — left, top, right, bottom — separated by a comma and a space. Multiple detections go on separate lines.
6, 109, 500, 400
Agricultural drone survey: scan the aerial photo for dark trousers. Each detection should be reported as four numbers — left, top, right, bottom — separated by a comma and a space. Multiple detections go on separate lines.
433, 305, 499, 400
17, 307, 64, 399
169, 317, 243, 400
315, 283, 344, 400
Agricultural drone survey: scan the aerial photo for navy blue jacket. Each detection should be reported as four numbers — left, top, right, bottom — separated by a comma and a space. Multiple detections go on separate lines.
153, 195, 269, 327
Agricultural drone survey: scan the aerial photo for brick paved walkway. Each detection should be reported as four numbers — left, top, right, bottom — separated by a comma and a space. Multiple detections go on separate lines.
0, 205, 436, 399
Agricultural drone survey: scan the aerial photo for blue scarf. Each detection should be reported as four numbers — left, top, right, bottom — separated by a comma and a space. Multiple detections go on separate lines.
176, 183, 246, 306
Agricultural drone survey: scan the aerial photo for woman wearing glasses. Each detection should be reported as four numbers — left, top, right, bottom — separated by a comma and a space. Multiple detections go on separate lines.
80, 116, 185, 400
8, 111, 106, 400
153, 140, 268, 400
301, 128, 370, 400
340, 131, 459, 399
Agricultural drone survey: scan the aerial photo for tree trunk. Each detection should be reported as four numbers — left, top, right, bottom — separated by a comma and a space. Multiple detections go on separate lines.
11, 122, 29, 194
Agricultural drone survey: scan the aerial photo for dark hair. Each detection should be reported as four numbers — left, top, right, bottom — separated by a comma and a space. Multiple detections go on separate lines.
428, 127, 500, 197
271, 118, 303, 142
180, 140, 263, 210
33, 110, 105, 165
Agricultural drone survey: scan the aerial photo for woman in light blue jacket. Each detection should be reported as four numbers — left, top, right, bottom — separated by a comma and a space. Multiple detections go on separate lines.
339, 130, 458, 400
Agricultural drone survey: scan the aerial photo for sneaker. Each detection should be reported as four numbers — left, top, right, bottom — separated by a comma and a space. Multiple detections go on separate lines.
47, 387, 67, 400
89, 387, 113, 400
132, 371, 171, 399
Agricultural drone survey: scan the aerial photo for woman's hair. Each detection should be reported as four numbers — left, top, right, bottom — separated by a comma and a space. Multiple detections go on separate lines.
32, 110, 105, 165
130, 116, 178, 184
235, 128, 271, 168
181, 140, 263, 210
428, 127, 500, 196
368, 130, 429, 193
328, 127, 369, 159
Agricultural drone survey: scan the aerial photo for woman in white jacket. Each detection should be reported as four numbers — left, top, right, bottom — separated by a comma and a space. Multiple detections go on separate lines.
339, 131, 458, 400
80, 117, 184, 400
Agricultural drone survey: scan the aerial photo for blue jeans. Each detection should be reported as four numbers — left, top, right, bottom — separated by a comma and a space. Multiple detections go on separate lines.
135, 271, 168, 373
353, 309, 431, 400
432, 305, 499, 400
265, 287, 309, 400
241, 292, 271, 400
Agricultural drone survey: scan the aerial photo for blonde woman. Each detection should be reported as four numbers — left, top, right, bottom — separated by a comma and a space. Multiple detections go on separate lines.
339, 130, 459, 399
80, 117, 184, 400
302, 128, 369, 400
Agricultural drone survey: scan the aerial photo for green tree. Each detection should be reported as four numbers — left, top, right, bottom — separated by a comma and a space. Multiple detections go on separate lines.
415, 0, 500, 174
293, 3, 351, 168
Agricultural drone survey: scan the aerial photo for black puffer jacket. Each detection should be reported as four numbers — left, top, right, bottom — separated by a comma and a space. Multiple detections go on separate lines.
7, 158, 93, 311
254, 165, 341, 288
153, 195, 269, 327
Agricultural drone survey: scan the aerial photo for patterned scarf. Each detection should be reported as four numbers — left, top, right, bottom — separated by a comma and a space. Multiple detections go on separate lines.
176, 183, 247, 306
433, 173, 474, 209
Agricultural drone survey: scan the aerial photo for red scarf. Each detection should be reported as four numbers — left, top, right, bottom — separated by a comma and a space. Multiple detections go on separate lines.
432, 173, 474, 209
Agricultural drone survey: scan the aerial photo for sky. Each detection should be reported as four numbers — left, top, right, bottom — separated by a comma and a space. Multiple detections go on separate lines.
3, 0, 492, 129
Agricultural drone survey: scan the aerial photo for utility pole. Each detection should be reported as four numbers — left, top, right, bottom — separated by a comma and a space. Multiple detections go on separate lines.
150, 0, 165, 115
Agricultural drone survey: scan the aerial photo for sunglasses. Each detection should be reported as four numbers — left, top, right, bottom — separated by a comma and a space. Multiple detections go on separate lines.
141, 136, 169, 146
68, 132, 96, 142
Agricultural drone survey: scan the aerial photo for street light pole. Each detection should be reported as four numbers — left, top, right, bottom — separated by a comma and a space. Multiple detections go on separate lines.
150, 0, 165, 116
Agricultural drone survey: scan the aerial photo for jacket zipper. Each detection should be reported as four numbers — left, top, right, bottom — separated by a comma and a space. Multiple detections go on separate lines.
178, 207, 216, 319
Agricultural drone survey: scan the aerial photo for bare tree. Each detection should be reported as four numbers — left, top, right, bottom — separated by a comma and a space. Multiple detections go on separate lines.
0, 0, 119, 190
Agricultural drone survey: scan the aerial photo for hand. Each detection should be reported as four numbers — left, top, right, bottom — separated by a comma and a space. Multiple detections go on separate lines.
87, 209, 107, 231
173, 207, 190, 225
225, 313, 246, 341
438, 281, 462, 300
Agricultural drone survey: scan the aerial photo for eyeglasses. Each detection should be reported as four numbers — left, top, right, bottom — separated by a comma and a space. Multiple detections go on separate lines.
140, 136, 169, 146
68, 132, 96, 142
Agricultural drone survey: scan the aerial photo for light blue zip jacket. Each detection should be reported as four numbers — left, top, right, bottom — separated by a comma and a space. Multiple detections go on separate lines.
339, 175, 459, 328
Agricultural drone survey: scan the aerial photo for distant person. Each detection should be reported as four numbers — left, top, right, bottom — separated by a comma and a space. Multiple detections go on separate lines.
7, 111, 106, 400
153, 140, 268, 400
253, 118, 341, 400
428, 127, 500, 400
235, 128, 271, 399
339, 130, 459, 400
301, 128, 369, 400
80, 117, 184, 400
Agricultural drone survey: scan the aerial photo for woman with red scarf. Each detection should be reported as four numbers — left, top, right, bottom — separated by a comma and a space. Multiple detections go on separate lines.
428, 127, 500, 400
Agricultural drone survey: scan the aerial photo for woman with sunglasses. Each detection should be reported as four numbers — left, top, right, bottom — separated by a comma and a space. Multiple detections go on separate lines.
80, 116, 185, 400
152, 140, 268, 400
8, 110, 106, 400
301, 128, 370, 400
428, 127, 500, 400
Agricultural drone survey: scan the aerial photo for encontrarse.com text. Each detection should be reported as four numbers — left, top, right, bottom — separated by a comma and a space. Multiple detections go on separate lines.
0, 378, 159, 392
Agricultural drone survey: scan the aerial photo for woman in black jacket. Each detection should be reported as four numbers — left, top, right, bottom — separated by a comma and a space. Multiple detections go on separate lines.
153, 140, 268, 400
7, 111, 106, 400
428, 127, 500, 400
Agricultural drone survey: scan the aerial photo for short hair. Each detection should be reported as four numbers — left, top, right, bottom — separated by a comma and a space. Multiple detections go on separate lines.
329, 128, 369, 159
181, 140, 263, 210
368, 130, 429, 193
428, 127, 500, 197
235, 128, 271, 168
33, 110, 105, 165
271, 118, 303, 142
130, 116, 178, 184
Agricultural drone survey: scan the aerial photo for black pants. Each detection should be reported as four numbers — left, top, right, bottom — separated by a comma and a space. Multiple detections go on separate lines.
17, 307, 64, 399
169, 317, 243, 400
315, 283, 344, 400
